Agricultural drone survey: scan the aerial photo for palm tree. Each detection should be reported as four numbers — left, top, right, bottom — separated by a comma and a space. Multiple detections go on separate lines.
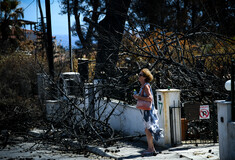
0, 0, 24, 52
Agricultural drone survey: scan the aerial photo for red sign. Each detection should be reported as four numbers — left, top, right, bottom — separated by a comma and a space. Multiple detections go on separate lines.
199, 105, 210, 119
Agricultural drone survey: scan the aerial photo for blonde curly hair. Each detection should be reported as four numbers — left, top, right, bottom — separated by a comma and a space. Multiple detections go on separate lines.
141, 68, 153, 82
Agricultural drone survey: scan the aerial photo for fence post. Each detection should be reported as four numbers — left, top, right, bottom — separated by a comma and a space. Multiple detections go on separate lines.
212, 103, 217, 143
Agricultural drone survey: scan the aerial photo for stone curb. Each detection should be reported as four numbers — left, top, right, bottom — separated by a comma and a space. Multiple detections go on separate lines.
86, 145, 118, 159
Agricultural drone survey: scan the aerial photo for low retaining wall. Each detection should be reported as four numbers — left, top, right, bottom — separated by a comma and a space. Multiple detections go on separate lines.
45, 79, 181, 148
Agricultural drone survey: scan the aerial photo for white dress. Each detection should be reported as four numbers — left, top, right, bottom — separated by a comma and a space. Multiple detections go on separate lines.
139, 83, 163, 141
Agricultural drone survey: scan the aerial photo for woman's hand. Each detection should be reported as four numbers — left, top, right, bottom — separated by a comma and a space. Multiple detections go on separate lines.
133, 94, 139, 100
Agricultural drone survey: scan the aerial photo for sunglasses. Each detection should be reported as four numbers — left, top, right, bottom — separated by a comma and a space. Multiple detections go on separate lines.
139, 73, 144, 77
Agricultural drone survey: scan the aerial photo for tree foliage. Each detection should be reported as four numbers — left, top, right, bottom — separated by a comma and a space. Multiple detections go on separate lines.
0, 0, 24, 53
130, 0, 235, 36
59, 0, 106, 50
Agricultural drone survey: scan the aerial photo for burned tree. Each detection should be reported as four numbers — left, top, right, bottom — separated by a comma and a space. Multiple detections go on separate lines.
95, 0, 132, 79
32, 2, 235, 149
33, 24, 235, 152
2, 0, 235, 155
59, 0, 106, 51
120, 26, 234, 103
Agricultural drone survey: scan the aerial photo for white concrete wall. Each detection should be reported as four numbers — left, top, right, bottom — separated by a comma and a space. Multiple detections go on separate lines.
45, 92, 181, 147
94, 99, 162, 145
104, 100, 145, 136
46, 97, 84, 123
45, 78, 182, 148
94, 88, 181, 148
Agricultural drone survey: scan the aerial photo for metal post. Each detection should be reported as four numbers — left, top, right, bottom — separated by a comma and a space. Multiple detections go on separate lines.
231, 59, 235, 121
78, 58, 89, 82
67, 0, 73, 71
212, 103, 217, 143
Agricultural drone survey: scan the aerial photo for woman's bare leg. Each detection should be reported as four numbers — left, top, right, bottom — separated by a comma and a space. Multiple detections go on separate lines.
145, 128, 155, 152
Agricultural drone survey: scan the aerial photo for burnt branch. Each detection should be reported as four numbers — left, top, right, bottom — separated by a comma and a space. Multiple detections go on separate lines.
21, 8, 235, 153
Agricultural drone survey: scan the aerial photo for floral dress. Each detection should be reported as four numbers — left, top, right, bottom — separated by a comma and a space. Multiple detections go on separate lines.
139, 83, 163, 141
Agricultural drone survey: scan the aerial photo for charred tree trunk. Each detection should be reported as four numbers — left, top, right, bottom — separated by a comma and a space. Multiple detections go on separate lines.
95, 0, 131, 79
38, 0, 47, 58
45, 0, 54, 79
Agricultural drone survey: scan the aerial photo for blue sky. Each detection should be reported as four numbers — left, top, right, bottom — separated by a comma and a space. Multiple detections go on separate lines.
19, 0, 75, 36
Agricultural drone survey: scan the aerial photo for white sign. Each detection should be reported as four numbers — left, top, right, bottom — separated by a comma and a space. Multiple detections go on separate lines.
199, 105, 210, 119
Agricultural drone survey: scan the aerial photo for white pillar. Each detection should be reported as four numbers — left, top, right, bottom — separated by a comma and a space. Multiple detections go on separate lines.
156, 89, 181, 147
84, 83, 95, 117
61, 72, 81, 96
45, 100, 61, 121
215, 100, 234, 160
93, 79, 103, 119
93, 79, 103, 94
37, 73, 50, 103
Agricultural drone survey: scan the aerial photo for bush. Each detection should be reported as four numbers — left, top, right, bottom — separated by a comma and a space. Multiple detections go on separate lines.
0, 53, 44, 131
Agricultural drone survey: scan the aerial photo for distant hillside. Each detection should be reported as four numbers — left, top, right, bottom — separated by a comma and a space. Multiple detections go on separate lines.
54, 35, 80, 49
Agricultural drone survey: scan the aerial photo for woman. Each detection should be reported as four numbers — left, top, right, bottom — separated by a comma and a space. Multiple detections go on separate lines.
133, 68, 163, 155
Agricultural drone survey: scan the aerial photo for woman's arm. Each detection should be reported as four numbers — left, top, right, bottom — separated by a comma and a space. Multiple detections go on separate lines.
133, 85, 153, 102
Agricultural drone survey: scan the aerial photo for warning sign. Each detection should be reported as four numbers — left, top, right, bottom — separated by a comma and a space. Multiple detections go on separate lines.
199, 105, 210, 119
